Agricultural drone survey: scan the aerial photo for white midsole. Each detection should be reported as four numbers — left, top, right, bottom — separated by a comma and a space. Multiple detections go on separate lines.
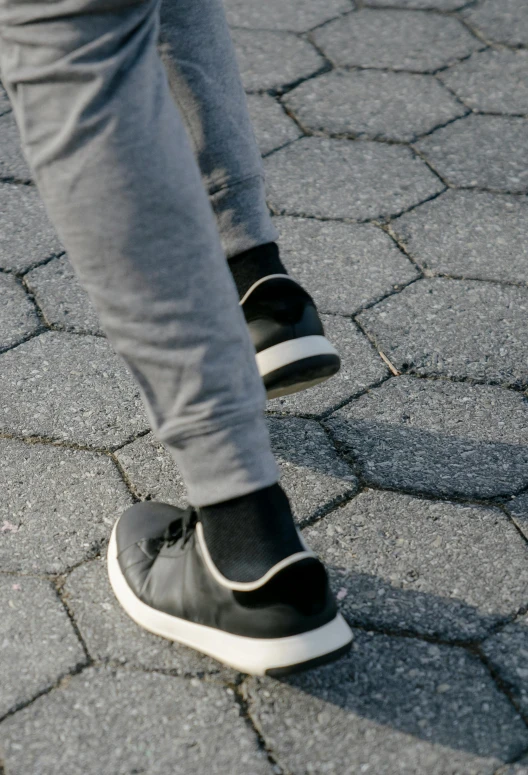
107, 524, 352, 676
256, 335, 339, 378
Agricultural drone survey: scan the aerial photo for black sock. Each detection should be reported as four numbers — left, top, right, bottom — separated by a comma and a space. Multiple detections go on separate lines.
228, 242, 288, 300
199, 483, 304, 583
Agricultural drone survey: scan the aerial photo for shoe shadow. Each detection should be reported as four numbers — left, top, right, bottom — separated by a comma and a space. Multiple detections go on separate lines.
322, 416, 528, 500
257, 413, 528, 769
257, 572, 528, 769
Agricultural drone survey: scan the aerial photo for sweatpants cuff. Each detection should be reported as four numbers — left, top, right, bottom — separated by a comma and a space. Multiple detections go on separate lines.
210, 175, 279, 260
163, 413, 279, 507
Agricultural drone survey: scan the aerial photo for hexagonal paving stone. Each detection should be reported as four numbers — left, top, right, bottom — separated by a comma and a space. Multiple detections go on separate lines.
313, 9, 482, 72
0, 85, 11, 116
364, 0, 467, 7
357, 278, 528, 386
276, 217, 419, 315
245, 631, 528, 775
63, 559, 237, 679
1, 667, 272, 775
439, 49, 528, 115
269, 314, 389, 416
284, 70, 466, 142
325, 376, 528, 498
224, 0, 353, 32
0, 112, 31, 182
391, 190, 528, 284
0, 273, 40, 351
265, 137, 445, 221
504, 491, 528, 541
416, 115, 528, 192
0, 576, 85, 717
0, 183, 62, 272
0, 331, 148, 447
232, 29, 324, 91
304, 490, 528, 640
0, 438, 132, 573
246, 94, 301, 156
25, 255, 102, 335
115, 418, 358, 523
482, 615, 528, 718
462, 0, 528, 47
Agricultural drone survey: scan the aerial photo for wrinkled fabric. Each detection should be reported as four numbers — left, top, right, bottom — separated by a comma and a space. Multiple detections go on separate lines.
0, 0, 278, 505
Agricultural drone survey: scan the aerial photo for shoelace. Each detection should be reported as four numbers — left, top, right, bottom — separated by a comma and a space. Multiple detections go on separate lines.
162, 508, 198, 548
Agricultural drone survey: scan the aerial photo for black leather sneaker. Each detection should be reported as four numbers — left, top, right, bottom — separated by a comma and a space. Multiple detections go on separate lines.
240, 275, 341, 399
107, 502, 352, 676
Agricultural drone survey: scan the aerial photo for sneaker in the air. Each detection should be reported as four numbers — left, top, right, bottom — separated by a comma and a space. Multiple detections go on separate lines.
107, 501, 352, 676
240, 275, 340, 399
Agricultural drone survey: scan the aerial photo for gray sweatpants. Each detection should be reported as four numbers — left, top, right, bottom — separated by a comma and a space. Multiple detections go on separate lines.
0, 0, 279, 506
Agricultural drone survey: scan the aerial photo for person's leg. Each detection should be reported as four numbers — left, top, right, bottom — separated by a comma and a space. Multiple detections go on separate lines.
0, 0, 277, 507
159, 0, 276, 261
159, 0, 341, 398
0, 0, 351, 673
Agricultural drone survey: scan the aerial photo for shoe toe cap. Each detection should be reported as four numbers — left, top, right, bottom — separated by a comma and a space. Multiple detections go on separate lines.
116, 501, 183, 554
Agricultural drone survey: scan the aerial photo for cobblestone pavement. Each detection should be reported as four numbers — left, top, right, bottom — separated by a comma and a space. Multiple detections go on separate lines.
1, 0, 528, 773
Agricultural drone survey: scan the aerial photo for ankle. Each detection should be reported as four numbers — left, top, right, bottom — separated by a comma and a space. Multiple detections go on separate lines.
228, 242, 288, 300
198, 483, 304, 583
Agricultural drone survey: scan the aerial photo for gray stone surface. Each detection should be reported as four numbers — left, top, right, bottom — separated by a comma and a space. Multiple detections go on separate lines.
391, 190, 528, 284
115, 418, 358, 523
232, 29, 324, 91
1, 667, 272, 775
3, 5, 528, 771
497, 762, 528, 775
284, 69, 466, 142
269, 314, 389, 416
246, 94, 301, 156
504, 491, 528, 541
266, 137, 445, 220
364, 0, 467, 7
0, 183, 62, 272
63, 559, 237, 679
416, 115, 528, 192
0, 273, 39, 351
462, 0, 528, 47
114, 433, 187, 505
314, 9, 482, 72
0, 438, 131, 573
481, 615, 528, 717
0, 86, 11, 117
325, 376, 528, 498
304, 490, 528, 640
357, 278, 528, 386
276, 217, 419, 314
224, 0, 352, 32
0, 331, 148, 447
25, 255, 102, 335
245, 630, 528, 775
439, 49, 528, 115
0, 112, 31, 182
267, 416, 358, 521
0, 576, 85, 717
498, 765, 528, 775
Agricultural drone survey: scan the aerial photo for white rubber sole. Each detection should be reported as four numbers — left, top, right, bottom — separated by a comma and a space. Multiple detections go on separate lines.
107, 524, 352, 676
257, 335, 340, 399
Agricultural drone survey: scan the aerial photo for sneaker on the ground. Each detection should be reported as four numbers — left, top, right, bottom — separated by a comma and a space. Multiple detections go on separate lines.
107, 501, 352, 676
240, 275, 341, 399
